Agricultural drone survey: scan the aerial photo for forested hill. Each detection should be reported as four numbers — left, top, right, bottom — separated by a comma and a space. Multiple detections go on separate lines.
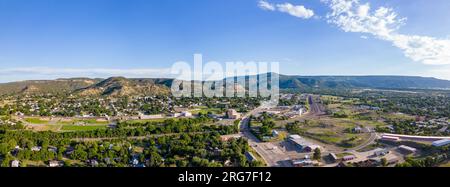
1, 74, 449, 96
278, 75, 450, 90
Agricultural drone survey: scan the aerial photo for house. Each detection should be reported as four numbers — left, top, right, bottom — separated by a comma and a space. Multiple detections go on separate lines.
304, 155, 310, 160
131, 158, 139, 166
336, 162, 348, 167
87, 159, 99, 167
288, 134, 304, 148
170, 113, 182, 118
47, 146, 57, 153
31, 146, 42, 151
291, 159, 318, 167
432, 139, 450, 147
104, 158, 112, 165
353, 126, 363, 133
181, 111, 192, 117
373, 148, 390, 157
227, 109, 241, 119
272, 130, 279, 137
48, 160, 63, 167
262, 136, 271, 142
224, 160, 233, 167
292, 105, 306, 116
303, 145, 321, 152
328, 153, 338, 162
82, 114, 94, 118
370, 155, 400, 166
65, 147, 75, 155
398, 145, 417, 154
11, 160, 20, 167
342, 155, 356, 161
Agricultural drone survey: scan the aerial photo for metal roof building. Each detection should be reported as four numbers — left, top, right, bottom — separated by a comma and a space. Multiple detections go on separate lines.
432, 139, 450, 147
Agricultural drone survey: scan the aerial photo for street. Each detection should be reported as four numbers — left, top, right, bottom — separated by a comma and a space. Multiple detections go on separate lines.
239, 107, 293, 167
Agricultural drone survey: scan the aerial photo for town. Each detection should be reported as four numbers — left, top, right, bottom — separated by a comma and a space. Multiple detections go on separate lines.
1, 87, 449, 167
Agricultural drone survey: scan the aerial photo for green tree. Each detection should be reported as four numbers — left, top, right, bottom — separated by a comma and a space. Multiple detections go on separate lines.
381, 158, 388, 166
313, 148, 321, 161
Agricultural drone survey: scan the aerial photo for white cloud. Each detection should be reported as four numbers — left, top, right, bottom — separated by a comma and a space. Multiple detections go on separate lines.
427, 66, 450, 80
258, 0, 275, 11
276, 3, 315, 19
323, 0, 450, 65
258, 1, 314, 19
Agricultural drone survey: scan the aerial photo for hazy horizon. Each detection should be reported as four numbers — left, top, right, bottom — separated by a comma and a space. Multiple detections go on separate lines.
1, 72, 448, 84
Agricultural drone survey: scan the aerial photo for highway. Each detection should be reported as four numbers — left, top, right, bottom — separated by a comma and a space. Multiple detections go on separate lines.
239, 106, 292, 167
237, 96, 327, 167
238, 96, 380, 167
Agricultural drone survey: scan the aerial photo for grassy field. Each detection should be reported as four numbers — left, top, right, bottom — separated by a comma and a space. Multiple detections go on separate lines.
281, 117, 373, 148
57, 119, 109, 125
190, 107, 223, 115
248, 147, 267, 166
336, 152, 354, 158
61, 125, 107, 131
439, 161, 450, 167
25, 118, 110, 132
383, 113, 415, 121
24, 117, 49, 124
22, 160, 47, 167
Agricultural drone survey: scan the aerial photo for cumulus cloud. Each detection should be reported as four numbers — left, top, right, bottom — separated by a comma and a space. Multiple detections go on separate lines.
323, 0, 450, 65
258, 0, 275, 11
259, 0, 450, 65
276, 3, 315, 19
258, 1, 314, 19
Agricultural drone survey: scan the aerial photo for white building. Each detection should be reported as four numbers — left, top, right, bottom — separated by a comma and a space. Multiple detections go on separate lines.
380, 135, 400, 142
373, 148, 389, 156
138, 113, 163, 120
181, 111, 192, 117
170, 113, 182, 118
432, 139, 450, 147
11, 160, 20, 167
288, 135, 321, 152
49, 160, 63, 167
398, 145, 417, 154
272, 130, 279, 137
227, 109, 241, 119
31, 146, 42, 151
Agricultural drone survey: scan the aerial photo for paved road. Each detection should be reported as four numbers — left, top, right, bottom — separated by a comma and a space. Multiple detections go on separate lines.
237, 96, 328, 167
239, 106, 293, 167
307, 95, 325, 115
349, 128, 378, 151
307, 95, 379, 152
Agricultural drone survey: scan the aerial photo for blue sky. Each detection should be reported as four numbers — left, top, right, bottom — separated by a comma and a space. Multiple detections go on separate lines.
0, 0, 450, 82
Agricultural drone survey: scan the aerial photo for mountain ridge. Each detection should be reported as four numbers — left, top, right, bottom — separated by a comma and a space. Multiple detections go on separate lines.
0, 74, 449, 96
